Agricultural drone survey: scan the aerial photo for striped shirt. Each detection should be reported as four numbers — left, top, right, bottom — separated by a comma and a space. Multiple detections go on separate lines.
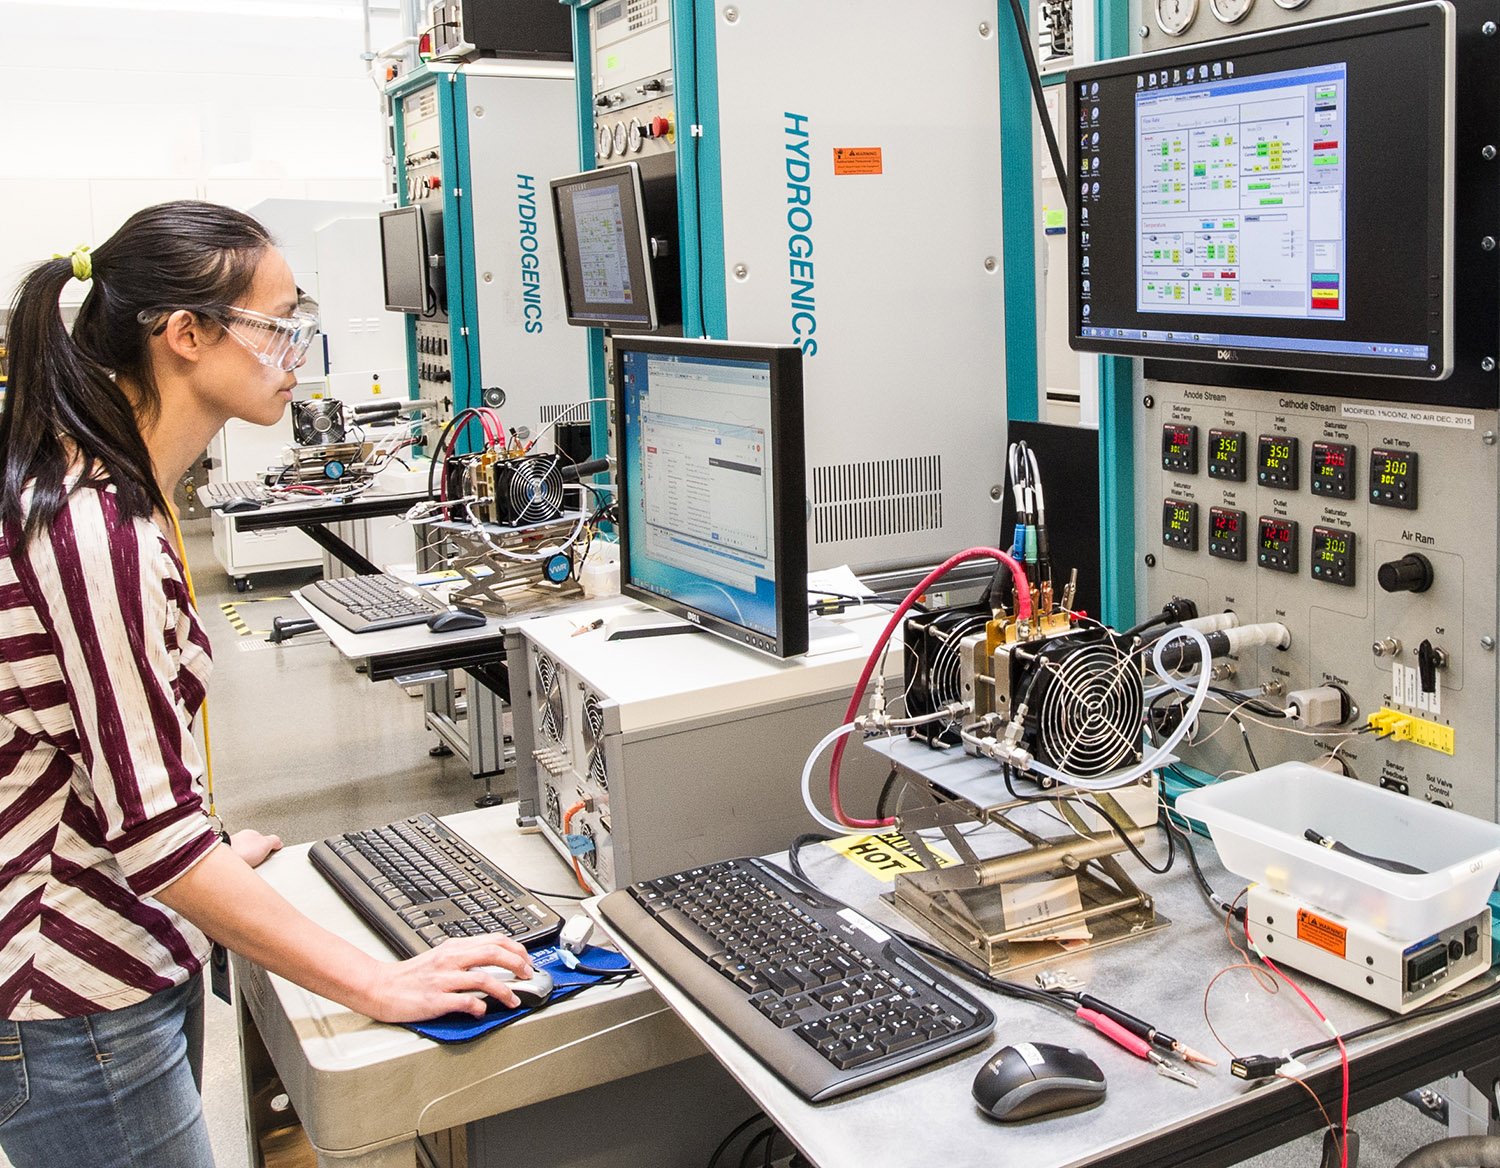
0, 479, 218, 1019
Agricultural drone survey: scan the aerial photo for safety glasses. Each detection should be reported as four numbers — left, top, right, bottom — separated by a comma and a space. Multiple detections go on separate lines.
138, 304, 321, 372
220, 306, 320, 372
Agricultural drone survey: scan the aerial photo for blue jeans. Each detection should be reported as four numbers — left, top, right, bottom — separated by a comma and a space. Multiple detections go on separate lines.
0, 974, 213, 1167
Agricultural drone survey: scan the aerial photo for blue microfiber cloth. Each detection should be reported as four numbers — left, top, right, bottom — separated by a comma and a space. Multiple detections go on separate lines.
404, 945, 633, 1044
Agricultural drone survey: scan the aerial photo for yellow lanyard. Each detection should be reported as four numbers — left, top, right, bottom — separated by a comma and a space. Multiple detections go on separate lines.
165, 506, 218, 822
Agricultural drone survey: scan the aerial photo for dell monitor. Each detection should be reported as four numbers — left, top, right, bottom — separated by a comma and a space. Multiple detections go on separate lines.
613, 336, 810, 658
1068, 1, 1455, 379
379, 205, 435, 315
551, 161, 680, 332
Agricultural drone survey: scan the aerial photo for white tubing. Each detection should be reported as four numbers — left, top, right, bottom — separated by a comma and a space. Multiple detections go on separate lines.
801, 723, 863, 834
1025, 625, 1213, 791
1222, 621, 1292, 653
1181, 611, 1239, 634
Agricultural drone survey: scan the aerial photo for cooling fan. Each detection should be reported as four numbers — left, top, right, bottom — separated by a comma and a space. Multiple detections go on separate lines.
492, 454, 565, 526
290, 399, 347, 446
902, 606, 991, 747
1008, 629, 1144, 780
582, 691, 608, 790
535, 653, 566, 745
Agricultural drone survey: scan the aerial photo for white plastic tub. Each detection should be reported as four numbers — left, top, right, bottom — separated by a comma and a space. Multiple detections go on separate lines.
1175, 762, 1500, 939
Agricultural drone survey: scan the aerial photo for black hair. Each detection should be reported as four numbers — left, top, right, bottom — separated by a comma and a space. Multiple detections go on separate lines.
0, 200, 273, 544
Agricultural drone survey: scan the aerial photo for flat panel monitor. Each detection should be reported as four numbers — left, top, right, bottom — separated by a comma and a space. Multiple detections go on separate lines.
550, 163, 659, 331
379, 206, 432, 315
1068, 2, 1455, 379
614, 336, 809, 658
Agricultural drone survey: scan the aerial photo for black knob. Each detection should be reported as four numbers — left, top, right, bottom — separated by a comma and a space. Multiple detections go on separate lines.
1416, 639, 1445, 695
1377, 553, 1434, 594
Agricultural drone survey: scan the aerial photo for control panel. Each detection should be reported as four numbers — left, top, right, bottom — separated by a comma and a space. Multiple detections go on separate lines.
397, 84, 455, 402
1134, 384, 1499, 818
589, 0, 675, 166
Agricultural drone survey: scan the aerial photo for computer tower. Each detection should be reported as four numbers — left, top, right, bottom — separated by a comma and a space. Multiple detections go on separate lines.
510, 603, 900, 893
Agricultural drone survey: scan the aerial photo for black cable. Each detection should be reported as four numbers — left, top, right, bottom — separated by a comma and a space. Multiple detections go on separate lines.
707, 1113, 768, 1168
873, 765, 901, 820
787, 833, 834, 887
525, 886, 589, 901
895, 929, 1081, 1019
739, 1127, 775, 1168
1287, 977, 1500, 1062
997, 766, 1176, 875
1207, 685, 1288, 719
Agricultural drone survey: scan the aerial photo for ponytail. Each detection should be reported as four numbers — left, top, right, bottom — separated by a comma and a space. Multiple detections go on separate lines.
0, 200, 271, 545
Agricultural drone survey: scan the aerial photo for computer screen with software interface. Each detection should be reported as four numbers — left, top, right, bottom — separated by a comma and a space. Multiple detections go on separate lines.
614, 337, 808, 658
1068, 1, 1454, 380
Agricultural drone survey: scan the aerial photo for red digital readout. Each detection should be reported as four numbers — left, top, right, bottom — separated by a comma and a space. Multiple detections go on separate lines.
1261, 521, 1292, 543
1318, 446, 1346, 468
1214, 512, 1240, 533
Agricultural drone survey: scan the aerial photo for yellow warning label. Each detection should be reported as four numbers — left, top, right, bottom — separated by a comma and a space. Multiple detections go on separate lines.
825, 832, 954, 882
833, 146, 883, 176
1296, 908, 1347, 959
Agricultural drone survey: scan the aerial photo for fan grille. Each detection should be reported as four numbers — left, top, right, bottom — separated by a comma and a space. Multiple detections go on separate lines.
500, 455, 565, 525
535, 654, 565, 744
1033, 640, 1143, 778
583, 692, 608, 790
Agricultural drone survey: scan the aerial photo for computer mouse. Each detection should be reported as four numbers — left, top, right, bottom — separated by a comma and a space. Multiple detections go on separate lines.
472, 964, 553, 1008
219, 497, 262, 513
971, 1042, 1106, 1121
426, 607, 487, 633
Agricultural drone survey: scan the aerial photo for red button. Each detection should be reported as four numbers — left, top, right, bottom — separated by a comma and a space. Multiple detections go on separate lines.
650, 116, 672, 138
426, 176, 442, 190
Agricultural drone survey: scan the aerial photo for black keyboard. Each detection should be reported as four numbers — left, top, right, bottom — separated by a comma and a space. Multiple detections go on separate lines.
199, 479, 274, 507
595, 857, 995, 1101
310, 814, 563, 957
300, 573, 450, 633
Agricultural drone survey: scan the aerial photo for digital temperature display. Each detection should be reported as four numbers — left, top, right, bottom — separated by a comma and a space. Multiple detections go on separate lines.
1208, 506, 1247, 561
1257, 516, 1299, 573
1161, 498, 1199, 550
1161, 424, 1200, 474
1311, 525, 1356, 586
1310, 441, 1356, 499
1208, 428, 1247, 482
1257, 434, 1300, 491
1369, 448, 1419, 509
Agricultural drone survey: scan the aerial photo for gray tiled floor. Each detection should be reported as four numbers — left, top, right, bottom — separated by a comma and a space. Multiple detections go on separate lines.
0, 520, 1455, 1166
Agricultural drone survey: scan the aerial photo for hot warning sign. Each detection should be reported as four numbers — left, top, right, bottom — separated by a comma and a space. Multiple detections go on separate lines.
826, 831, 954, 882
833, 146, 883, 176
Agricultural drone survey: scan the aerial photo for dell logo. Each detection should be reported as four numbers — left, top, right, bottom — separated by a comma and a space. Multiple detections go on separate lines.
686, 612, 701, 625
1216, 349, 1237, 361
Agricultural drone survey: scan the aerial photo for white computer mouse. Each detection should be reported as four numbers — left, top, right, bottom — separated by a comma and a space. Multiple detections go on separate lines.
472, 964, 553, 1008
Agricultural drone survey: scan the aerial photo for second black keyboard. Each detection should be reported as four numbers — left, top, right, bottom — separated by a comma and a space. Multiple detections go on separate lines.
310, 814, 563, 956
594, 857, 995, 1101
301, 573, 450, 633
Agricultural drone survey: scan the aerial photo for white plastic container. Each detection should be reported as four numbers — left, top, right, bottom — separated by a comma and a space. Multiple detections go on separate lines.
1175, 762, 1500, 939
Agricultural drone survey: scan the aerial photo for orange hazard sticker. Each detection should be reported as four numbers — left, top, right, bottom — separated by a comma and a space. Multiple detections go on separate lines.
833, 147, 883, 175
1296, 908, 1347, 958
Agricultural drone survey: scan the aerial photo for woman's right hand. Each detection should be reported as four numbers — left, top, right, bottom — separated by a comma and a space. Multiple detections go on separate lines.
357, 934, 536, 1023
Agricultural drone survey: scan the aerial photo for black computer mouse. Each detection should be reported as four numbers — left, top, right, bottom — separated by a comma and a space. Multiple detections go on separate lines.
219, 497, 262, 513
972, 1042, 1107, 1121
427, 607, 488, 633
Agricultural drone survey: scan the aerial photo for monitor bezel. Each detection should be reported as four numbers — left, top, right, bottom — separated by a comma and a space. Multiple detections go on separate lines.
550, 162, 660, 333
1066, 1, 1456, 381
378, 205, 432, 316
612, 335, 810, 659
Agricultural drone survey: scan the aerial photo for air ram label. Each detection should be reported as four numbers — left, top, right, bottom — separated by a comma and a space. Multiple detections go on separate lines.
784, 112, 818, 357
827, 831, 955, 882
517, 174, 544, 335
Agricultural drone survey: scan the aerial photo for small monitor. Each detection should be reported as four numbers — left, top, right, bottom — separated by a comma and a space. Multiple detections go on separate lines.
379, 206, 432, 315
550, 163, 661, 331
1068, 2, 1455, 379
614, 336, 809, 658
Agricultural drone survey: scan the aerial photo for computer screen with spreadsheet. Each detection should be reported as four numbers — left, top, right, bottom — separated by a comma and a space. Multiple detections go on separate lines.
613, 336, 808, 658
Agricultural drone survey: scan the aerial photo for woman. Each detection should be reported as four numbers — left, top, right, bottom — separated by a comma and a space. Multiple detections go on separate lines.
0, 201, 533, 1167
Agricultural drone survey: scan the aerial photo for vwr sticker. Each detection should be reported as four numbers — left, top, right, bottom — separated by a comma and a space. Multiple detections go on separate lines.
825, 832, 955, 882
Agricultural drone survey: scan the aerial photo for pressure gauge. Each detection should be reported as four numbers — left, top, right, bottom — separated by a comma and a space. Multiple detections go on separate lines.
612, 121, 628, 156
1273, 0, 1310, 9
1210, 0, 1253, 23
596, 124, 614, 160
627, 118, 644, 153
1155, 0, 1198, 36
